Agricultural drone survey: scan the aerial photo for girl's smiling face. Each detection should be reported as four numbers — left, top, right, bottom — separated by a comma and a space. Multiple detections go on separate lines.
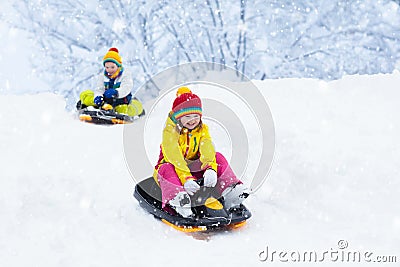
180, 114, 201, 130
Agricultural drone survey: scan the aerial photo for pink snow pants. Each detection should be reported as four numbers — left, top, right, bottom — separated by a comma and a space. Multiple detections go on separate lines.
156, 152, 241, 207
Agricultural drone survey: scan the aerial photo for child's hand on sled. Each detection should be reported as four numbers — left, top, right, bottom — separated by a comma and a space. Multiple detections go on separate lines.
203, 169, 217, 187
183, 179, 200, 195
94, 96, 104, 106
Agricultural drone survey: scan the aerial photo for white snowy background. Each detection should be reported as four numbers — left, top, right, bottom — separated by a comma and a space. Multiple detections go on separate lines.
1, 0, 400, 267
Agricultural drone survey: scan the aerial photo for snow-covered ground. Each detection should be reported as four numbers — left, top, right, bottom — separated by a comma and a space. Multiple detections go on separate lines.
0, 73, 399, 267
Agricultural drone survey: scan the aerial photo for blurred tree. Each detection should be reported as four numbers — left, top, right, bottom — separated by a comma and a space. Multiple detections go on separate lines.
10, 0, 400, 107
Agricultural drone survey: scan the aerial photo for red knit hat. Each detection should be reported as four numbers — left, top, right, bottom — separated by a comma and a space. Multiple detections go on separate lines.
172, 87, 202, 120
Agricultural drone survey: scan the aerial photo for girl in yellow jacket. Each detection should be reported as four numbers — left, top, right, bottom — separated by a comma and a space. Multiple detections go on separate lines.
153, 87, 248, 217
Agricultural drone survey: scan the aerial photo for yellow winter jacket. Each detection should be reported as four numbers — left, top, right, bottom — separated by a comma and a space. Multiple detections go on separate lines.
153, 115, 217, 185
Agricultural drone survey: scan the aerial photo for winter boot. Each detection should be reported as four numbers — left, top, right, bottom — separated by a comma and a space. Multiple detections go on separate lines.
222, 183, 249, 210
115, 98, 144, 117
169, 191, 193, 218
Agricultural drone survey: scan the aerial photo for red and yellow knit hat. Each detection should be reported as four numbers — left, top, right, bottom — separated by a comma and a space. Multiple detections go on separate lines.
103, 47, 122, 67
172, 87, 202, 120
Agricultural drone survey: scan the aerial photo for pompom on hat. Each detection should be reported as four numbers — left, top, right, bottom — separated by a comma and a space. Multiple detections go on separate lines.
171, 87, 202, 121
103, 47, 122, 67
